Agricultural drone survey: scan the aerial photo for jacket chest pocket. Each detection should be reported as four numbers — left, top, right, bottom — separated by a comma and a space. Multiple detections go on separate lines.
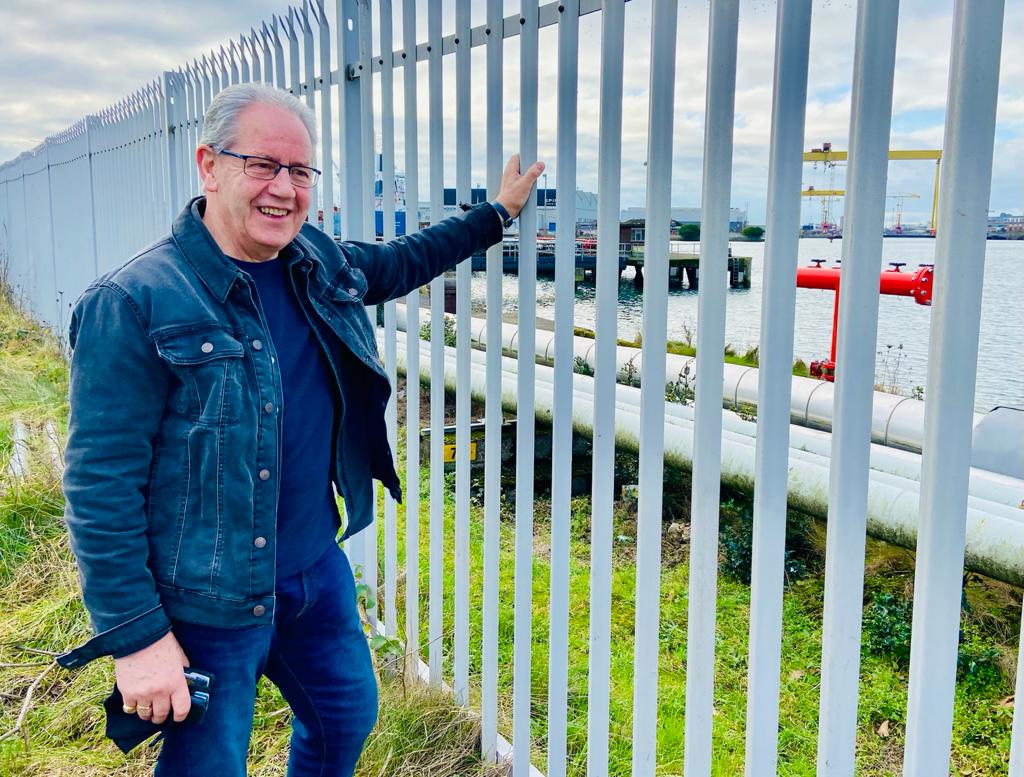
154, 328, 246, 426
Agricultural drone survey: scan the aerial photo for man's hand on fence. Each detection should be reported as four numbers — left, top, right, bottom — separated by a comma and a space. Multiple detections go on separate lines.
494, 154, 545, 220
114, 631, 192, 725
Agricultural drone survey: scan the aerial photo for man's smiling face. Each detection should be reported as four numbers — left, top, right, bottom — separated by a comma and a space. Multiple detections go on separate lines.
198, 101, 313, 262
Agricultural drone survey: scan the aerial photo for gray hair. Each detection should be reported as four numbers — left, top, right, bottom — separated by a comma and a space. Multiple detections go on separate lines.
199, 83, 318, 151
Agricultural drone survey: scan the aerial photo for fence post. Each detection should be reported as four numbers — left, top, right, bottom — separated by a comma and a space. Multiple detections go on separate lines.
161, 71, 182, 223
902, 2, 1005, 773
337, 0, 366, 573
338, 0, 365, 243
82, 115, 101, 280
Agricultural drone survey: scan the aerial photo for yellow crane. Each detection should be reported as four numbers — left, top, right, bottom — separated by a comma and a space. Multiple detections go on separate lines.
887, 192, 920, 233
803, 146, 942, 233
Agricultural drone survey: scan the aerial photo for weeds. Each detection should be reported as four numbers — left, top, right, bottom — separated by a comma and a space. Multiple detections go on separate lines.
572, 356, 594, 377
863, 592, 914, 665
419, 316, 456, 347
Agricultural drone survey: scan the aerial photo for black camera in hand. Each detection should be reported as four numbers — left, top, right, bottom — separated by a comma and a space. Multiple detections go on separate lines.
104, 667, 215, 754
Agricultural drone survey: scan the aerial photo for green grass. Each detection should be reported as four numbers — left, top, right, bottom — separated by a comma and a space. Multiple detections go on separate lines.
571, 324, 810, 377
386, 414, 1019, 776
0, 287, 496, 776
3, 283, 1015, 775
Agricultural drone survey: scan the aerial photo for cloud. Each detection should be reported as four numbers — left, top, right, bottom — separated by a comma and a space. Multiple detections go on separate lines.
1, 0, 1020, 222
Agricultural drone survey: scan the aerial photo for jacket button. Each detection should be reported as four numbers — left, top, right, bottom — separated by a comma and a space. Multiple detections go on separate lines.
264, 402, 273, 413
252, 339, 263, 351
254, 536, 267, 549
201, 342, 214, 354
348, 287, 359, 296
253, 605, 266, 617
259, 468, 271, 481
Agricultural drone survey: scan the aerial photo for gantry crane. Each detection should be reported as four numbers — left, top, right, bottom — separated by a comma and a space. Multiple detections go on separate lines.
802, 145, 942, 234
887, 192, 921, 233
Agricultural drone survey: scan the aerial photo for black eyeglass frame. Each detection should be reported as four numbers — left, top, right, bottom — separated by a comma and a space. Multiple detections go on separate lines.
216, 149, 322, 188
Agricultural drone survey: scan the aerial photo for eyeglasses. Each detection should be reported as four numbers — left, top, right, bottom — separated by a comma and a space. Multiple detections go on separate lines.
217, 149, 321, 188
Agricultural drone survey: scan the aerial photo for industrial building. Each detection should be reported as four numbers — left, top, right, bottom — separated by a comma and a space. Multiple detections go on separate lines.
619, 206, 748, 233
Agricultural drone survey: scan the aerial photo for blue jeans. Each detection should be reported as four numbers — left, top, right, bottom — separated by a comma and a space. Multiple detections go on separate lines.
154, 542, 378, 776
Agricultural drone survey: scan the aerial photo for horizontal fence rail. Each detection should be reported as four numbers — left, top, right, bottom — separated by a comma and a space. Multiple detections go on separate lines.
0, 1, 1013, 775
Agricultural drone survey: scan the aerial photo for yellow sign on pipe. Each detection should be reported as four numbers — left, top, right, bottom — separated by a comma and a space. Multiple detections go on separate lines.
443, 442, 477, 463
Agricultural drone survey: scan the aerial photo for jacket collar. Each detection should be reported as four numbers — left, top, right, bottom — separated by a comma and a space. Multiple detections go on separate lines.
171, 196, 311, 302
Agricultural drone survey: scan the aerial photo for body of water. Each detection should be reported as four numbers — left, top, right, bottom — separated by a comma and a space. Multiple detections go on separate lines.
468, 237, 1024, 412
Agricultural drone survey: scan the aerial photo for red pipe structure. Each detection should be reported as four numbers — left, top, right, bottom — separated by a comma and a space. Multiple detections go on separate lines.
796, 261, 934, 381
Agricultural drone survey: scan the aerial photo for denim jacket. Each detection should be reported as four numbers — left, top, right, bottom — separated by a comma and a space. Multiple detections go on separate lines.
57, 196, 501, 669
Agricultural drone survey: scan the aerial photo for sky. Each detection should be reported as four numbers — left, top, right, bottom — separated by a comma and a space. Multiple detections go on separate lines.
1, 0, 1020, 227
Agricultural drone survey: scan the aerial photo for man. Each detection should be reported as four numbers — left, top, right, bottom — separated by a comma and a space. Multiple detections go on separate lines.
56, 82, 542, 775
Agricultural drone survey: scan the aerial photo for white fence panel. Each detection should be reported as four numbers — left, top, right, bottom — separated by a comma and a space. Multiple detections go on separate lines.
22, 147, 58, 330
0, 2, 1014, 776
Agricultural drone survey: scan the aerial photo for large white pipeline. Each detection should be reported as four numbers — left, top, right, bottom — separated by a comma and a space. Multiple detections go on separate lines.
387, 329, 1024, 586
394, 304, 986, 455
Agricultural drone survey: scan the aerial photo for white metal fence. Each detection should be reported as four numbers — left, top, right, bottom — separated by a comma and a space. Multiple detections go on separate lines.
0, 1, 1014, 775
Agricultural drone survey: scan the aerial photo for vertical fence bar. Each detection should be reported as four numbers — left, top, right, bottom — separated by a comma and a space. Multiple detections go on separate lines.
208, 52, 220, 96
146, 88, 161, 242
453, 0, 472, 708
816, 1, 900, 772
118, 102, 131, 256
358, 0, 375, 245
357, 0, 379, 633
83, 115, 101, 278
682, 5, 739, 774
240, 36, 252, 83
426, 0, 445, 689
300, 2, 320, 228
1011, 600, 1024, 773
379, 0, 399, 641
200, 60, 213, 126
316, 0, 335, 237
137, 93, 150, 239
287, 10, 301, 101
250, 30, 262, 83
161, 71, 182, 222
903, 2, 1004, 774
744, 2, 812, 775
92, 115, 106, 268
42, 140, 60, 331
141, 90, 154, 243
481, 0, 504, 761
173, 73, 190, 213
513, 0, 539, 772
228, 41, 240, 84
630, 0, 681, 773
547, 0, 579, 773
587, 1, 625, 774
272, 18, 287, 90
125, 99, 141, 253
219, 47, 231, 95
337, 0, 366, 569
260, 24, 274, 84
99, 112, 112, 266
184, 73, 199, 198
401, 0, 422, 664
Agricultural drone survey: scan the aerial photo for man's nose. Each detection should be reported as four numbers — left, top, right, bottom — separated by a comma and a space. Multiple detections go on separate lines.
267, 167, 295, 196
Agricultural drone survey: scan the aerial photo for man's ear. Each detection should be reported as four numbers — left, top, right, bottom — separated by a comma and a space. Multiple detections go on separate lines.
196, 145, 219, 192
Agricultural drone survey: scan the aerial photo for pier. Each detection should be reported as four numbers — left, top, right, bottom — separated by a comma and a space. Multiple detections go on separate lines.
469, 236, 628, 279
626, 242, 753, 289
471, 237, 753, 288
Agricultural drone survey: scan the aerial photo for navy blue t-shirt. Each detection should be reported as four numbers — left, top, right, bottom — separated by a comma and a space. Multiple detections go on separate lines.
231, 256, 339, 577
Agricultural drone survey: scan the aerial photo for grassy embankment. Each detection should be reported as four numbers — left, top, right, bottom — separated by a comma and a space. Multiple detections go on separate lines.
570, 324, 811, 378
0, 286, 494, 777
388, 373, 1019, 776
